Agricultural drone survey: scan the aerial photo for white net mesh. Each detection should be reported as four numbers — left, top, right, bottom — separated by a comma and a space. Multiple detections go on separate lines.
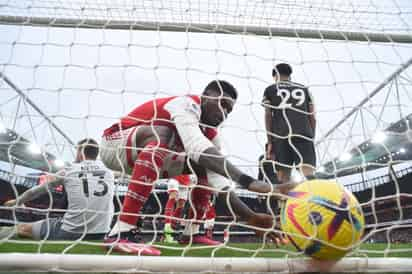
0, 0, 412, 273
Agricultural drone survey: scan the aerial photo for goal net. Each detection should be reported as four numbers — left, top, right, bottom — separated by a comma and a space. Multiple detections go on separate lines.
0, 0, 412, 273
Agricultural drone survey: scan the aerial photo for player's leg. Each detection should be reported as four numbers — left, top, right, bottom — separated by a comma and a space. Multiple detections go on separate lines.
106, 141, 169, 254
0, 219, 61, 240
0, 223, 33, 239
204, 218, 215, 240
261, 159, 278, 184
164, 191, 178, 225
173, 198, 186, 225
101, 128, 136, 236
0, 219, 50, 240
163, 181, 178, 243
273, 138, 293, 184
109, 126, 173, 233
292, 137, 316, 179
164, 183, 190, 244
109, 141, 169, 232
16, 218, 78, 241
204, 198, 216, 240
171, 174, 192, 229
17, 223, 34, 238
106, 126, 174, 255
0, 225, 16, 239
270, 138, 294, 244
180, 178, 221, 245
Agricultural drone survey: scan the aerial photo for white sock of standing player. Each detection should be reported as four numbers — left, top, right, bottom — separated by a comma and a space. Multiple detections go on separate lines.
223, 228, 229, 242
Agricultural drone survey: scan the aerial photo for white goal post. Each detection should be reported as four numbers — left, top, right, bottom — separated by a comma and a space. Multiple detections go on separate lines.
1, 254, 412, 273
1, 1, 412, 273
1, 14, 412, 43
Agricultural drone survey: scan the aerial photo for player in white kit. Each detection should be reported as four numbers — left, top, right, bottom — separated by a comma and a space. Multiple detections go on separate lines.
1, 139, 114, 241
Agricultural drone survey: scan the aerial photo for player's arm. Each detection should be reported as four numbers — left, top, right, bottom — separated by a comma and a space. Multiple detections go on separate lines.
218, 189, 254, 220
4, 172, 65, 207
217, 188, 281, 240
165, 96, 270, 192
262, 87, 274, 159
200, 148, 280, 193
264, 103, 273, 144
206, 163, 295, 198
308, 90, 316, 134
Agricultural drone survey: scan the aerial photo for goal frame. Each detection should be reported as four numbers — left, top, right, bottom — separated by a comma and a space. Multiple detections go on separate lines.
1, 15, 412, 43
1, 11, 412, 274
1, 254, 412, 273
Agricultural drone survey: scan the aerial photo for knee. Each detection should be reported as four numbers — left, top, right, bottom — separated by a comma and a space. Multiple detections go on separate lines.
17, 224, 33, 238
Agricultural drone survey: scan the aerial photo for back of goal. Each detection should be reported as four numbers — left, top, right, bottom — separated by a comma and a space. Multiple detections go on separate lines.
0, 0, 412, 273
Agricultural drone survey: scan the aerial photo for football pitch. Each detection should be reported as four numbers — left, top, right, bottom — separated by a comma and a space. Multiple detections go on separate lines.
1, 241, 411, 258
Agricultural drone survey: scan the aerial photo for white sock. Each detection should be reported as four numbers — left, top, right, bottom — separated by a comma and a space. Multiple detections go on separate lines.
183, 223, 200, 236
108, 221, 136, 237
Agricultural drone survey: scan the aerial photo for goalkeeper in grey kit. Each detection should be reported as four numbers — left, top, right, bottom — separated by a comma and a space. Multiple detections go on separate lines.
1, 139, 115, 241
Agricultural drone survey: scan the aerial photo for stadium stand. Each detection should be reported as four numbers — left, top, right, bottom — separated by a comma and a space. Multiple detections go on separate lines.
1, 127, 412, 243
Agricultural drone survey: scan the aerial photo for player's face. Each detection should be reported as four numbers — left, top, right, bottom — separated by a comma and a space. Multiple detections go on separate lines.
201, 91, 234, 127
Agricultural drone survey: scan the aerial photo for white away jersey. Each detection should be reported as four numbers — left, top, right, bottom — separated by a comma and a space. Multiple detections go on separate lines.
59, 160, 114, 234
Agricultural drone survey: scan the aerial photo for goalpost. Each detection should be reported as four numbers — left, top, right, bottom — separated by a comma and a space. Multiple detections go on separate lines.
1, 0, 412, 273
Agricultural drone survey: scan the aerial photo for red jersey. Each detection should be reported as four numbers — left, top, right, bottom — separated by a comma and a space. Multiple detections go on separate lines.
173, 174, 192, 186
102, 95, 220, 175
104, 95, 216, 138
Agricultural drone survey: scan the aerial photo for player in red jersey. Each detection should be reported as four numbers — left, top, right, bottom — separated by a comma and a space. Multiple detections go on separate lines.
101, 80, 294, 254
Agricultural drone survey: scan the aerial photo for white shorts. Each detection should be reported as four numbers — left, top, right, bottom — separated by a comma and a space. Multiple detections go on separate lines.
101, 127, 186, 177
100, 127, 138, 174
167, 178, 189, 200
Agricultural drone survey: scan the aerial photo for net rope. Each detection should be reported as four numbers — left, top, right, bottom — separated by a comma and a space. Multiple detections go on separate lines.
0, 0, 411, 273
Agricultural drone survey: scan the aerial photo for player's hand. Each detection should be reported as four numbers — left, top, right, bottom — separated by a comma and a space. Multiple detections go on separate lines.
247, 213, 287, 246
274, 182, 298, 195
247, 212, 272, 235
3, 199, 16, 207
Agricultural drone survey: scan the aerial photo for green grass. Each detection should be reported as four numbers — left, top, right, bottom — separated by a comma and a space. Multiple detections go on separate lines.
1, 241, 411, 258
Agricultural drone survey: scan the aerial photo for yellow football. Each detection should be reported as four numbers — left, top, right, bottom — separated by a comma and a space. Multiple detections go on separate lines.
281, 179, 365, 260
